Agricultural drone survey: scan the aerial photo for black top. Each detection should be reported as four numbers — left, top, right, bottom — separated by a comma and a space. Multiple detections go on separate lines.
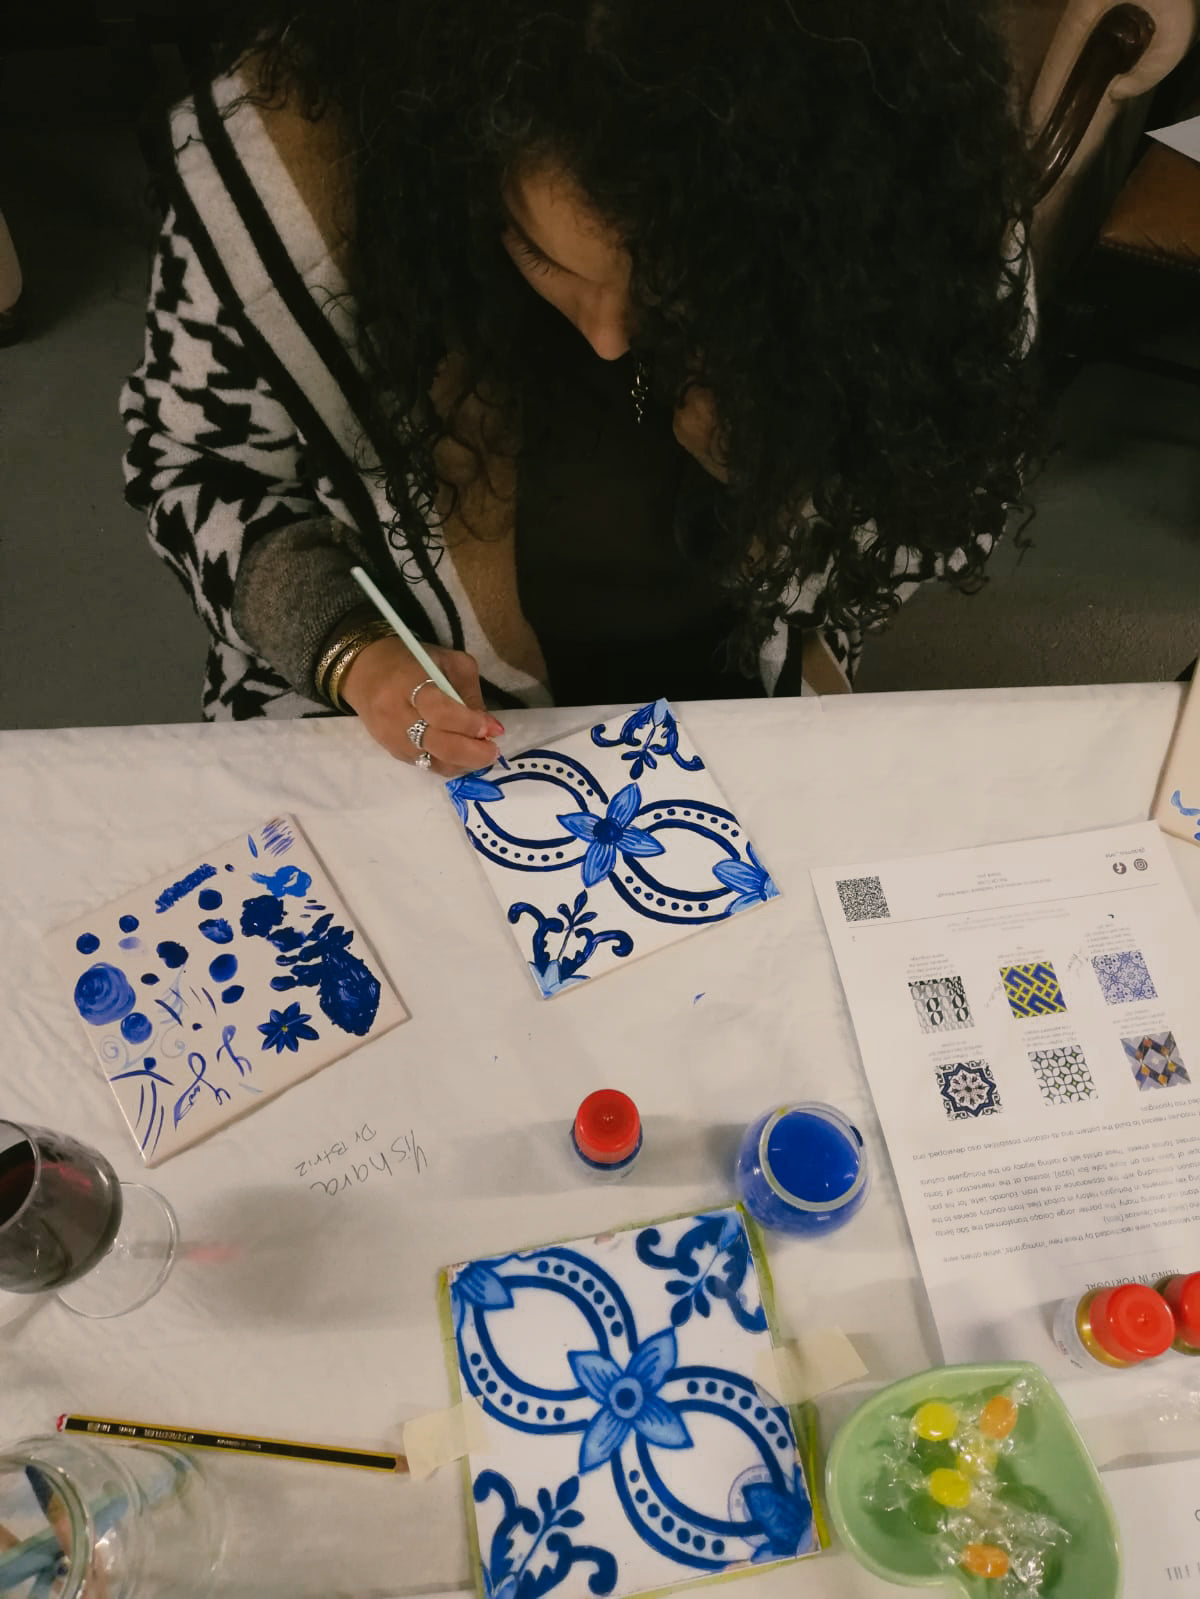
514, 297, 760, 706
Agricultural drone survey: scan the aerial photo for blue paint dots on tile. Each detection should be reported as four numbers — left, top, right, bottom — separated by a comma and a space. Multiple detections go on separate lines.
144, 1057, 156, 1069
141, 973, 158, 985
221, 985, 244, 1004
553, 1407, 565, 1421
240, 895, 284, 937
120, 1012, 153, 1045
157, 941, 188, 968
75, 932, 100, 955
118, 936, 142, 951
634, 1489, 648, 1504
74, 963, 136, 1026
198, 918, 233, 945
661, 1517, 675, 1533
118, 914, 139, 933
192, 1023, 201, 1032
209, 953, 238, 983
197, 888, 223, 911
224, 863, 234, 872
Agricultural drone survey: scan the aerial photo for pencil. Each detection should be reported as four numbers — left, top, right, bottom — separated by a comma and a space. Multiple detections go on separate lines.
349, 566, 510, 769
57, 1414, 408, 1475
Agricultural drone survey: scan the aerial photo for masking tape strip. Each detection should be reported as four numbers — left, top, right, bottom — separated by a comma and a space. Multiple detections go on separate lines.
752, 1329, 867, 1405
403, 1396, 489, 1479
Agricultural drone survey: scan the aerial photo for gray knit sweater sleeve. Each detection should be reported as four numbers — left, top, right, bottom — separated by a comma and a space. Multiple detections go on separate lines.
231, 516, 379, 701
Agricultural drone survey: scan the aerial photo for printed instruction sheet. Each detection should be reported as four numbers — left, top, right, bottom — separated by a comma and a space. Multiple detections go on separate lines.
1104, 1457, 1200, 1595
813, 823, 1200, 1364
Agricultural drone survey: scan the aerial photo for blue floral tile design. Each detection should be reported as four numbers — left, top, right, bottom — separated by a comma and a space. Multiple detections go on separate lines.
1091, 950, 1157, 1005
444, 1207, 821, 1599
449, 701, 779, 998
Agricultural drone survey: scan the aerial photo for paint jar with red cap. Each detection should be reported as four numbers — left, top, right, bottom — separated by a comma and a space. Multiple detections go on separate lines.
571, 1090, 642, 1180
1052, 1281, 1175, 1371
1157, 1272, 1200, 1354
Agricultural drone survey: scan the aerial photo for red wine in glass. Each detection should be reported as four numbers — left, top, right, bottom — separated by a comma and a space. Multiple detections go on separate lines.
0, 1123, 124, 1293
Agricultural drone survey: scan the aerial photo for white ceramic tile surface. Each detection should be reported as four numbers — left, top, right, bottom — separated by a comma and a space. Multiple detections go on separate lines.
448, 700, 779, 997
46, 815, 408, 1163
445, 1206, 820, 1599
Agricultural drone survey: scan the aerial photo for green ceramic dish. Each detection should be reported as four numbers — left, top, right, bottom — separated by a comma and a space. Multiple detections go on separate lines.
825, 1362, 1121, 1598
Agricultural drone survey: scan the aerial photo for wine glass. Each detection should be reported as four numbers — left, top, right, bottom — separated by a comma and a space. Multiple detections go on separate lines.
0, 1121, 177, 1317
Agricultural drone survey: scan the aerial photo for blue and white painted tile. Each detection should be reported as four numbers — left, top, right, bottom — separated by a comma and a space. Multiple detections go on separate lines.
47, 815, 408, 1163
448, 700, 779, 998
446, 1207, 818, 1599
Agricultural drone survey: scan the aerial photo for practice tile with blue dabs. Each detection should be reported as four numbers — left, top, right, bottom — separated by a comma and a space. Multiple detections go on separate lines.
46, 815, 408, 1164
441, 1206, 823, 1599
447, 699, 779, 997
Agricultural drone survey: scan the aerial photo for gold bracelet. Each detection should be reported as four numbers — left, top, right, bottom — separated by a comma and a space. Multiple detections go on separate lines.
315, 619, 395, 711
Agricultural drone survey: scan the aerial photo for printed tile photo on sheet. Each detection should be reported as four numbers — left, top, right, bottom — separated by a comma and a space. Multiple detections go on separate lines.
442, 1206, 822, 1599
447, 699, 779, 998
46, 815, 408, 1164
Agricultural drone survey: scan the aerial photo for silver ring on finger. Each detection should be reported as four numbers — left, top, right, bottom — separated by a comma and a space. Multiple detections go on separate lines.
409, 677, 437, 710
415, 751, 432, 772
406, 718, 429, 751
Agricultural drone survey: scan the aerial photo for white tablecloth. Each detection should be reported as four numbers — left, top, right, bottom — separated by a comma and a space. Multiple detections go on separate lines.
2, 686, 1196, 1598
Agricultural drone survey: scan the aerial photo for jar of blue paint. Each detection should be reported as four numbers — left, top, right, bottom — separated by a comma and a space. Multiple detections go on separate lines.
735, 1103, 869, 1235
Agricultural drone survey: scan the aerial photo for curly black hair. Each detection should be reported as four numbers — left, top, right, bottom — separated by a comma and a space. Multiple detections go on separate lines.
217, 0, 1038, 669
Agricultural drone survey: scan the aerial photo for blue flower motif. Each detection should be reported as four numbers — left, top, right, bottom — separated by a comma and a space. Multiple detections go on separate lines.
510, 892, 634, 997
256, 1002, 319, 1053
448, 772, 506, 824
743, 1468, 814, 1561
712, 844, 778, 915
592, 699, 705, 780
637, 1211, 767, 1332
452, 1261, 514, 1333
568, 1328, 692, 1472
557, 784, 665, 889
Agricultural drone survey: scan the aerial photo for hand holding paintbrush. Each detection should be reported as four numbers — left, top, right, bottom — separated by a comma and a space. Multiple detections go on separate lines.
336, 567, 507, 776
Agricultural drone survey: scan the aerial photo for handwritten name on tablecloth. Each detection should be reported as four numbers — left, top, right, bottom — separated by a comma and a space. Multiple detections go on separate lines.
294, 1121, 428, 1196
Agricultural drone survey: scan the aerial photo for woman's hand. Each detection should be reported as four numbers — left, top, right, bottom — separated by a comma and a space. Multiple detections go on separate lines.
340, 637, 504, 776
672, 383, 729, 483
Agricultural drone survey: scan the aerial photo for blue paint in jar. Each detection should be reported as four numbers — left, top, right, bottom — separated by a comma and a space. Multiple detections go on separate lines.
735, 1102, 869, 1235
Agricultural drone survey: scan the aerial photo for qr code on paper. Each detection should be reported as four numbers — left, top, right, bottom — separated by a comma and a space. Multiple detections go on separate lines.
836, 875, 889, 923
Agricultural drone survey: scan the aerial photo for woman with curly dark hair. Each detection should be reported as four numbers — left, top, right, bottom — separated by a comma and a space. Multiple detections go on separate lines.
122, 0, 1036, 775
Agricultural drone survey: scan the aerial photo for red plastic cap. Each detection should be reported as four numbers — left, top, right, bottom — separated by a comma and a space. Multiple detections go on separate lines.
574, 1090, 641, 1164
1162, 1273, 1200, 1343
1089, 1283, 1175, 1362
